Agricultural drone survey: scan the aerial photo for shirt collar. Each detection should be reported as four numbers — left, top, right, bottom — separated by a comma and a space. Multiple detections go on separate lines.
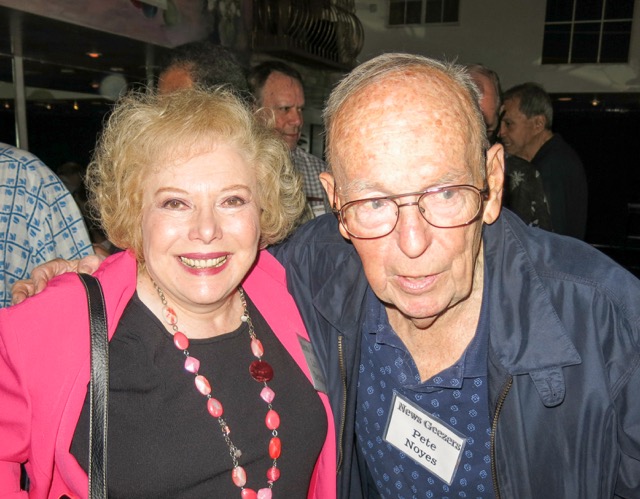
363, 278, 490, 383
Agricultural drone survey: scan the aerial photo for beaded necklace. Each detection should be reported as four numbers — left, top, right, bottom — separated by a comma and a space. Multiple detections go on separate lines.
154, 282, 281, 499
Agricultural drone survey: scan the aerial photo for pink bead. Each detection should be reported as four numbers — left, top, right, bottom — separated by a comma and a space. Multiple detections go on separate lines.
232, 466, 247, 487
265, 409, 280, 430
241, 489, 257, 499
260, 386, 275, 404
173, 331, 189, 350
266, 466, 280, 482
249, 360, 273, 382
268, 437, 281, 459
162, 306, 178, 325
207, 398, 223, 417
257, 489, 272, 499
195, 375, 211, 395
184, 356, 200, 374
251, 338, 264, 358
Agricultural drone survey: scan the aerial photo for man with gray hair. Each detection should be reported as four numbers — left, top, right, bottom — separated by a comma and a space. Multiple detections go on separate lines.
466, 65, 551, 229
11, 54, 640, 498
282, 54, 639, 497
500, 82, 588, 239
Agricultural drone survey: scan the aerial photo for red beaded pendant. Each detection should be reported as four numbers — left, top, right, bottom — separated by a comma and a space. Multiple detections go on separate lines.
249, 360, 274, 382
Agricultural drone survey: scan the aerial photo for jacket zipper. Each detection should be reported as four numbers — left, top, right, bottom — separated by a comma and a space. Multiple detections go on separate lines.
490, 375, 513, 499
336, 335, 347, 473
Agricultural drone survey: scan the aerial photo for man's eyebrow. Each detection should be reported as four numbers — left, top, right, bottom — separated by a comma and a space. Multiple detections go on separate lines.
340, 172, 472, 197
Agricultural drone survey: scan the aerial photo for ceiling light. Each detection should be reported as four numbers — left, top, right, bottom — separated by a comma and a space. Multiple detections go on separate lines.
86, 52, 102, 58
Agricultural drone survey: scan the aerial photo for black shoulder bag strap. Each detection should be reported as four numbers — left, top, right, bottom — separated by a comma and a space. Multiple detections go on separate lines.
78, 273, 109, 499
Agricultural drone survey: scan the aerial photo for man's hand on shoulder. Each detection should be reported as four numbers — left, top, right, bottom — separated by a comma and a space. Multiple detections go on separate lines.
11, 255, 105, 305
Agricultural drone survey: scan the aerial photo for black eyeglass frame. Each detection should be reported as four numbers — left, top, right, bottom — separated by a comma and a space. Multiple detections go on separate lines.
332, 184, 490, 240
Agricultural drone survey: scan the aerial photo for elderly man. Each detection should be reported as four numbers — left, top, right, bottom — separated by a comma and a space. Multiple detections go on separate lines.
278, 54, 640, 497
11, 54, 640, 498
501, 82, 588, 239
248, 61, 331, 217
467, 64, 552, 230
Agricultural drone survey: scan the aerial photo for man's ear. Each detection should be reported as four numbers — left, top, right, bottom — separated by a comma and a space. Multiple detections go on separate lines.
319, 172, 335, 202
319, 171, 352, 241
533, 114, 546, 133
483, 142, 504, 225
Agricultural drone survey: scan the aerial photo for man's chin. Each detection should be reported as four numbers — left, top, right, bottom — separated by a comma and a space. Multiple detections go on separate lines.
283, 135, 300, 150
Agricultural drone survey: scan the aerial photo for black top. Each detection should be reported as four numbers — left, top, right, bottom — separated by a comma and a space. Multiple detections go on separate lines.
532, 134, 588, 239
71, 292, 327, 498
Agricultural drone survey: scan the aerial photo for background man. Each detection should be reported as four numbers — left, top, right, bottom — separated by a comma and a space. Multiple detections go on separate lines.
467, 64, 552, 230
157, 47, 314, 226
0, 143, 93, 307
248, 61, 331, 217
157, 40, 250, 100
12, 55, 640, 498
501, 82, 588, 239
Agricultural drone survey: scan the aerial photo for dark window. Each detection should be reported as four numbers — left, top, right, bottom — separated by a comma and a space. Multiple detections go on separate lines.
542, 0, 634, 64
605, 1, 634, 19
388, 0, 459, 26
425, 0, 458, 23
575, 0, 603, 21
542, 24, 572, 64
600, 21, 632, 63
571, 22, 600, 63
389, 0, 422, 25
546, 0, 573, 22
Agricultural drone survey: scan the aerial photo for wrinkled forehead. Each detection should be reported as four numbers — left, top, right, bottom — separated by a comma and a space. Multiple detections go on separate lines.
329, 72, 482, 184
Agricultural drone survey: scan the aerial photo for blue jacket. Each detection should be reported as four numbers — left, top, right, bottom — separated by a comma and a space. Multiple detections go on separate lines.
272, 210, 640, 499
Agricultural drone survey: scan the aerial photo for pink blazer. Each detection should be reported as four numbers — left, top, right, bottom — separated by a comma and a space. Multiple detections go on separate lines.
0, 250, 336, 498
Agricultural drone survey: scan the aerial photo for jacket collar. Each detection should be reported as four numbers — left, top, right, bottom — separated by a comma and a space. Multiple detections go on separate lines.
483, 211, 582, 376
312, 242, 369, 337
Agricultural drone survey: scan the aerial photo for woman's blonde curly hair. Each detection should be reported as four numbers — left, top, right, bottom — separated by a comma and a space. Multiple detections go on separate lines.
85, 86, 306, 262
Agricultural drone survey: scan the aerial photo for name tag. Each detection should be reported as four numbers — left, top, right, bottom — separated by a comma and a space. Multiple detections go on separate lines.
298, 336, 328, 393
384, 392, 466, 485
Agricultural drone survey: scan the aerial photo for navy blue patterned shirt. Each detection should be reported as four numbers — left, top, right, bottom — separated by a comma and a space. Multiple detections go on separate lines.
356, 287, 495, 499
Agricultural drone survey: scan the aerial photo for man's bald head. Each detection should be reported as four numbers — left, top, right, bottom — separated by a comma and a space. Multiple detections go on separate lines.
323, 53, 488, 185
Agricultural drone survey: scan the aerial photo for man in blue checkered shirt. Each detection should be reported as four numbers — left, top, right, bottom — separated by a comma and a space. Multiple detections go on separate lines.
0, 143, 93, 307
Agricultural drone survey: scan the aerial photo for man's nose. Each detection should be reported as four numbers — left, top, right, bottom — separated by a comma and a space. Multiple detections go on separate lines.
394, 203, 433, 258
288, 108, 303, 127
498, 121, 507, 138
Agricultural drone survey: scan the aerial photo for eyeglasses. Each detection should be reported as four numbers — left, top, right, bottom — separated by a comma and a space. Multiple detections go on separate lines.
334, 184, 489, 239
